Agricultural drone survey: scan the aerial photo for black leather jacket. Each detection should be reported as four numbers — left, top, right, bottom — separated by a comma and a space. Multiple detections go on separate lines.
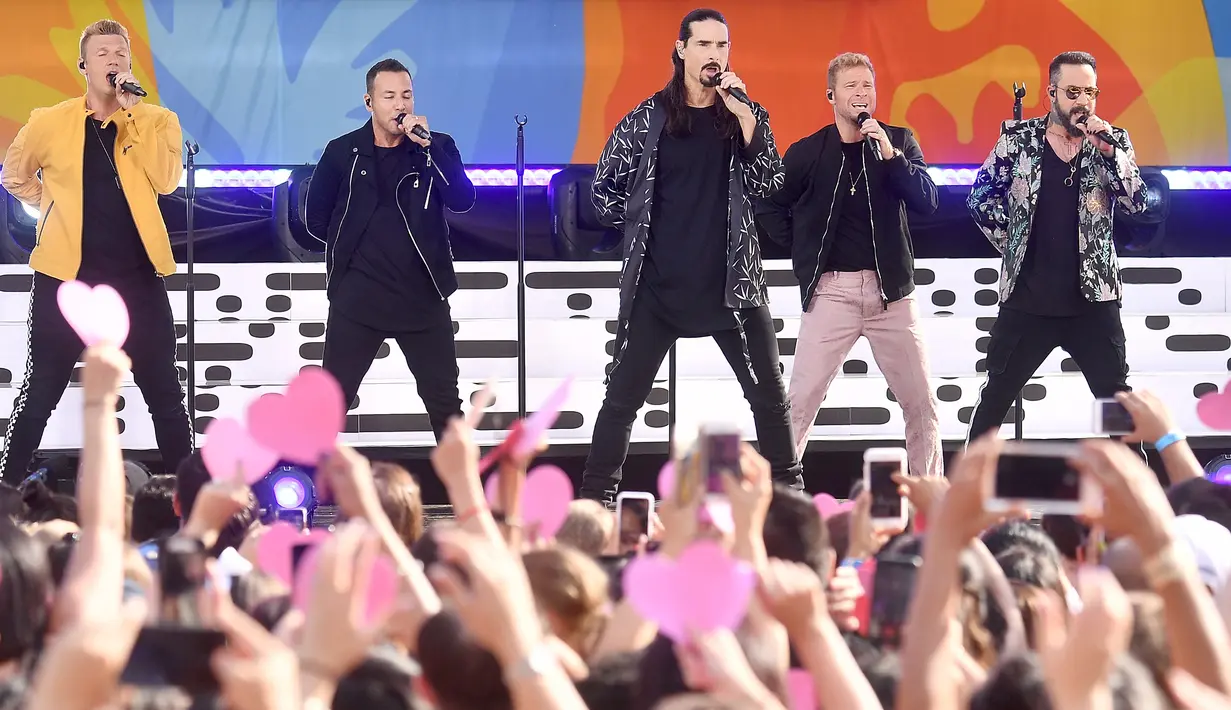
305, 119, 476, 300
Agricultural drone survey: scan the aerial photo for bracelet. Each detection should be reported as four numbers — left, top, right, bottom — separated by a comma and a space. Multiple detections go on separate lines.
455, 503, 489, 525
503, 642, 555, 685
839, 557, 865, 570
1154, 431, 1186, 452
84, 397, 117, 409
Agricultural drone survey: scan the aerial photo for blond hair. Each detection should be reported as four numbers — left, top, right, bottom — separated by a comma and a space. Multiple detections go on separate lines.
827, 52, 875, 89
79, 19, 130, 59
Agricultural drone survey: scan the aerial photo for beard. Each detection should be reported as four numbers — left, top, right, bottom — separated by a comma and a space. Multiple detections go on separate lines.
1051, 98, 1088, 138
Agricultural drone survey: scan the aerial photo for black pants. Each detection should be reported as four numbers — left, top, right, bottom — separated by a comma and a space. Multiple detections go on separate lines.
1, 272, 193, 483
579, 301, 804, 503
321, 306, 462, 444
967, 303, 1130, 442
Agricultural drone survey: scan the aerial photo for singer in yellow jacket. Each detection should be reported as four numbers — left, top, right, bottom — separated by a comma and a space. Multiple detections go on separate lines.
0, 19, 192, 482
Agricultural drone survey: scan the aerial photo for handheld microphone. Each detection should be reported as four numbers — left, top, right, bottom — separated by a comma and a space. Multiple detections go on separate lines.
856, 112, 883, 161
703, 71, 752, 109
1075, 114, 1124, 151
107, 72, 147, 97
395, 113, 431, 141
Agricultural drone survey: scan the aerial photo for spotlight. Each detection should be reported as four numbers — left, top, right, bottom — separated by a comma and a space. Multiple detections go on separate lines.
1115, 168, 1171, 253
254, 464, 317, 519
1204, 454, 1231, 484
4, 192, 37, 254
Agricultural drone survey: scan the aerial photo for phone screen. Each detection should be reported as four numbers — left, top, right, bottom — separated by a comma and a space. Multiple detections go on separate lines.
276, 508, 308, 531
1098, 400, 1134, 434
869, 557, 920, 647
618, 497, 652, 548
157, 536, 207, 626
705, 431, 741, 493
868, 459, 904, 519
995, 452, 1081, 502
291, 542, 312, 578
121, 626, 226, 692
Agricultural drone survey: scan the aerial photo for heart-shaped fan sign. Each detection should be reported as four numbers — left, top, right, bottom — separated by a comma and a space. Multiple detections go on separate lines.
202, 417, 279, 484
622, 540, 756, 643
253, 521, 332, 588
248, 367, 345, 464
787, 668, 815, 710
1198, 380, 1231, 430
291, 543, 399, 625
57, 280, 130, 347
813, 493, 854, 519
484, 464, 574, 538
657, 461, 675, 499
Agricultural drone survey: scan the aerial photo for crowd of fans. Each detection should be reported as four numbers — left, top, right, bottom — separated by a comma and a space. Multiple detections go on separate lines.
0, 344, 1229, 710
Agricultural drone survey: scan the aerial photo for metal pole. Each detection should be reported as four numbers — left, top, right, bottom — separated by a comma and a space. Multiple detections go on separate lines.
514, 116, 528, 420
184, 141, 200, 448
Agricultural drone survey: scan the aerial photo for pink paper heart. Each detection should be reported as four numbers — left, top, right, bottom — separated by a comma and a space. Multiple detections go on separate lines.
512, 377, 574, 457
202, 417, 279, 484
291, 544, 399, 624
485, 464, 574, 538
56, 280, 130, 347
657, 461, 675, 499
622, 540, 756, 643
787, 668, 815, 710
247, 367, 345, 464
253, 522, 332, 587
813, 493, 841, 518
1198, 381, 1231, 430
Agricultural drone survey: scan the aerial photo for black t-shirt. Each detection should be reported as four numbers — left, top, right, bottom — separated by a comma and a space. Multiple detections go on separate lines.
640, 104, 734, 336
1005, 140, 1089, 316
826, 141, 876, 273
334, 144, 448, 332
78, 116, 155, 282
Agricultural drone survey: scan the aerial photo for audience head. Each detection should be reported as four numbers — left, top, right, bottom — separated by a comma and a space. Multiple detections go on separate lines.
764, 484, 831, 581
521, 546, 610, 656
371, 462, 424, 548
0, 521, 50, 663
130, 475, 179, 543
557, 499, 614, 557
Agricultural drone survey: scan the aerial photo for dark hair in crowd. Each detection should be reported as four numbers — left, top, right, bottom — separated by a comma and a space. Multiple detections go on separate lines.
131, 475, 179, 543
663, 8, 740, 140
0, 520, 51, 663
20, 479, 77, 525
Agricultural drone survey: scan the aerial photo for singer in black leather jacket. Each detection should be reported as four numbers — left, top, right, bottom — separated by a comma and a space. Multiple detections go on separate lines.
305, 59, 476, 444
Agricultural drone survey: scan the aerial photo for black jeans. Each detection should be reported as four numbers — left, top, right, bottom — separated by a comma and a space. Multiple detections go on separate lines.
1, 272, 193, 482
321, 306, 462, 444
967, 303, 1130, 442
579, 302, 804, 503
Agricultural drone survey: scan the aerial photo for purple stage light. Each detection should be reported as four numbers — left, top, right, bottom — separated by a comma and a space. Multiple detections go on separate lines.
272, 476, 307, 508
1204, 455, 1231, 484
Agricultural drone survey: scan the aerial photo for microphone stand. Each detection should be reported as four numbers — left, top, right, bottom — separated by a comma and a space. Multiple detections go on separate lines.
514, 116, 528, 420
184, 141, 200, 448
1011, 83, 1025, 441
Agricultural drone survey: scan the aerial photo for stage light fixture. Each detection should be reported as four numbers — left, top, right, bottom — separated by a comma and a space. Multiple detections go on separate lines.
255, 464, 316, 512
1204, 454, 1231, 485
4, 193, 37, 253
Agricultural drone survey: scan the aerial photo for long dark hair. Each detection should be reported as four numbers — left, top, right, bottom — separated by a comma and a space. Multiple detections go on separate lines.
663, 8, 740, 140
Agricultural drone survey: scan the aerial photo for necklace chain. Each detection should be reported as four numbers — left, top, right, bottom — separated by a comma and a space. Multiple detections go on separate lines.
90, 120, 122, 190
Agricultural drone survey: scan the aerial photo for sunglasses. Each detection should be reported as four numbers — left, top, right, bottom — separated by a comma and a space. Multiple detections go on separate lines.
1056, 85, 1101, 100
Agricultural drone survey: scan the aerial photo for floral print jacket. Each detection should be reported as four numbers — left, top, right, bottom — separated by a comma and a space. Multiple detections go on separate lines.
967, 116, 1148, 303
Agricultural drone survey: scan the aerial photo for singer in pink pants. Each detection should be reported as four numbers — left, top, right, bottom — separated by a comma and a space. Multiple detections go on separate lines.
757, 52, 943, 477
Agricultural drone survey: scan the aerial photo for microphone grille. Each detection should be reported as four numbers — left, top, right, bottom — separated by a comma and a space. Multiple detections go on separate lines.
856, 111, 872, 125
1075, 114, 1089, 125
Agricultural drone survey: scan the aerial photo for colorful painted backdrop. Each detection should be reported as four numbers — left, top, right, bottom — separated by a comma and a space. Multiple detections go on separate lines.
3, 0, 1231, 166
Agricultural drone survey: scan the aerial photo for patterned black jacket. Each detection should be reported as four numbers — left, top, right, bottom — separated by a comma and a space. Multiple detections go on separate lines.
591, 91, 784, 376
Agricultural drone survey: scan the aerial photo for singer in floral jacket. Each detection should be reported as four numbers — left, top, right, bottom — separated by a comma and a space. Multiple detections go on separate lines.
964, 51, 1148, 444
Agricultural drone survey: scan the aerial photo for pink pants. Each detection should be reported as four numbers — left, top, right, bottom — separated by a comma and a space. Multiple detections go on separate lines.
789, 271, 943, 477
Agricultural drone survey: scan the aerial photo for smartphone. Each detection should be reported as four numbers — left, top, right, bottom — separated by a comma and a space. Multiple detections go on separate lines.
121, 536, 225, 692
863, 447, 908, 530
700, 422, 742, 494
869, 555, 921, 648
616, 492, 655, 550
276, 507, 308, 531
1093, 398, 1134, 436
291, 541, 313, 578
987, 441, 1101, 515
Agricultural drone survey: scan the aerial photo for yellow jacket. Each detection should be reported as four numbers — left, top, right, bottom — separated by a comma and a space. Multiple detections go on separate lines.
1, 96, 182, 281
